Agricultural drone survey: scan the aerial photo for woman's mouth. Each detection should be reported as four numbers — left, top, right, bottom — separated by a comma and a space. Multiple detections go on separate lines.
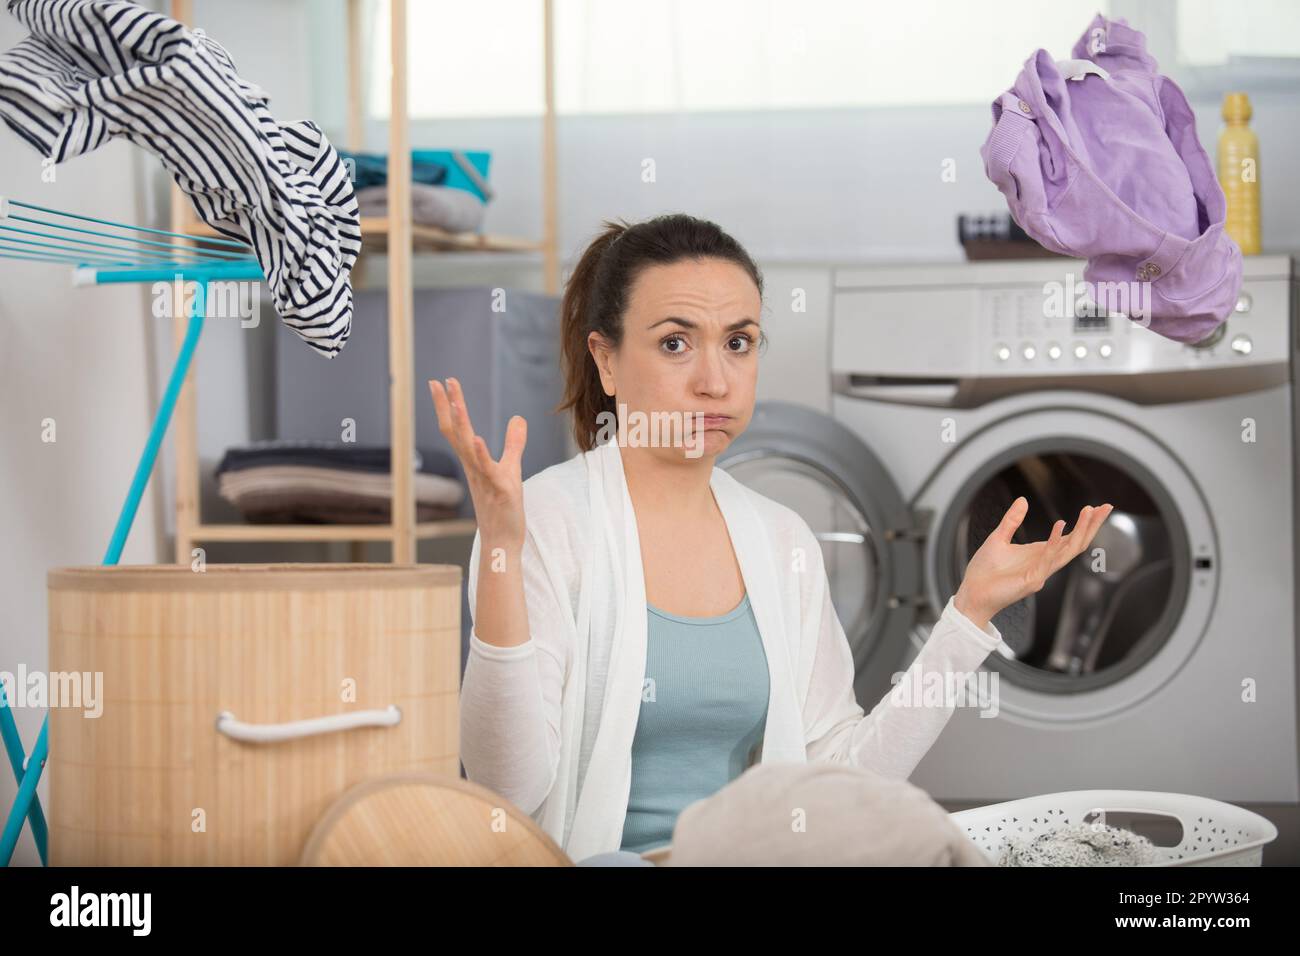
700, 415, 731, 429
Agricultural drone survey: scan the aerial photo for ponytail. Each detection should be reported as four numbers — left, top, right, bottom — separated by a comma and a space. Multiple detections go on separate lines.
556, 219, 627, 451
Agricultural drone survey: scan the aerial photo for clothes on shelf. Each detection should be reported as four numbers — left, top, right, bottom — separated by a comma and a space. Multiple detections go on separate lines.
667, 761, 991, 866
980, 13, 1242, 345
354, 183, 485, 233
215, 438, 456, 476
215, 441, 464, 525
413, 149, 494, 202
0, 0, 361, 359
997, 821, 1161, 866
338, 149, 493, 203
338, 150, 448, 190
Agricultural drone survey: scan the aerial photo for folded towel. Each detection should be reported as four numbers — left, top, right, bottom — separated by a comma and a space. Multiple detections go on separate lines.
355, 184, 485, 234
215, 441, 457, 479
218, 465, 465, 509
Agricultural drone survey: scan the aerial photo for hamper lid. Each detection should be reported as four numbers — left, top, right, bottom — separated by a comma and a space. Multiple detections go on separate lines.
299, 772, 571, 866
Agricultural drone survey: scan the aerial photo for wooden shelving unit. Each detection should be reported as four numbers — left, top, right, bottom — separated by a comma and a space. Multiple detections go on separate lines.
167, 0, 560, 563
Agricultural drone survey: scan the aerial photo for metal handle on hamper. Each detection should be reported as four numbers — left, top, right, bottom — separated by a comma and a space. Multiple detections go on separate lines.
215, 705, 402, 743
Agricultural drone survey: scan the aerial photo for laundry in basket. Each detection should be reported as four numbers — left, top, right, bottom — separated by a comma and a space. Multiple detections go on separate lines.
996, 821, 1160, 866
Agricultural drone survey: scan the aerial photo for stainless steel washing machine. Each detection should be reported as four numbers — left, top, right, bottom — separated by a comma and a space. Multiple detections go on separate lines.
719, 255, 1299, 861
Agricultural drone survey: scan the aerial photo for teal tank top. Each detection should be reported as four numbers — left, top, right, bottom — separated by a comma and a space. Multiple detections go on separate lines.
618, 592, 770, 854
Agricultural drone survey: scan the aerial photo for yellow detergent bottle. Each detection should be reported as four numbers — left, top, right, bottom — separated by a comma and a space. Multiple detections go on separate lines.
1218, 92, 1260, 255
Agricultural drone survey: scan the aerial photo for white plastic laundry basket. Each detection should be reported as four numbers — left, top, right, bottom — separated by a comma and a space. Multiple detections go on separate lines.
950, 790, 1278, 866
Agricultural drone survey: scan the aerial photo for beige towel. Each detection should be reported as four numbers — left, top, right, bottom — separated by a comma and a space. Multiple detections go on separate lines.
218, 464, 464, 507
666, 761, 992, 866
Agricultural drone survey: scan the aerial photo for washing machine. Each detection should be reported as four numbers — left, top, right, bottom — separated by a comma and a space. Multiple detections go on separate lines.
718, 255, 1299, 860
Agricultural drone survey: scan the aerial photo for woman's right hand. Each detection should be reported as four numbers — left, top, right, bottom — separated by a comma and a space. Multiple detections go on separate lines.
428, 377, 528, 550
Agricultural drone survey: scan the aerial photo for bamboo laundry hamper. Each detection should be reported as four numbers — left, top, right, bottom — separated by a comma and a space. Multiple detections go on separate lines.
46, 563, 461, 865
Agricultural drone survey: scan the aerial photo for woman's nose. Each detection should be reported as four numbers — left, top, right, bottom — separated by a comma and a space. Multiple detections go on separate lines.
692, 347, 729, 395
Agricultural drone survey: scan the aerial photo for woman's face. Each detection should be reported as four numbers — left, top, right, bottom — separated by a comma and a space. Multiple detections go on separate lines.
590, 256, 762, 462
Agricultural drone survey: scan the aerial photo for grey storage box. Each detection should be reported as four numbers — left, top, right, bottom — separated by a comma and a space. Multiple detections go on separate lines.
276, 285, 569, 498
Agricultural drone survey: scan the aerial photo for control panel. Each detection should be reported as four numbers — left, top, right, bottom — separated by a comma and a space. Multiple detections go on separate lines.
829, 258, 1294, 405
979, 285, 1272, 376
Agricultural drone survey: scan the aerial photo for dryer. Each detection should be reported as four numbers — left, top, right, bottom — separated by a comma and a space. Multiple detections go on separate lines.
718, 255, 1299, 860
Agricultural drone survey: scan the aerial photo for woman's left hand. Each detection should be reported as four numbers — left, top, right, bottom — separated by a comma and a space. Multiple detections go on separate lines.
953, 497, 1115, 632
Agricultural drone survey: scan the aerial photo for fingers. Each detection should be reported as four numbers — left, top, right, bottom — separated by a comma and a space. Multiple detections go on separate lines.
470, 434, 496, 476
447, 377, 478, 445
429, 378, 528, 486
1033, 518, 1066, 583
1078, 502, 1113, 552
993, 496, 1029, 544
501, 414, 528, 472
430, 377, 485, 471
1049, 503, 1115, 575
429, 379, 466, 461
1068, 505, 1093, 548
428, 378, 450, 429
1066, 503, 1112, 551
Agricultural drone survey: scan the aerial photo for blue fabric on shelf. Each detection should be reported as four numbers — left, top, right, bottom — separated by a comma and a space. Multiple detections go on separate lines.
338, 150, 448, 190
412, 149, 492, 201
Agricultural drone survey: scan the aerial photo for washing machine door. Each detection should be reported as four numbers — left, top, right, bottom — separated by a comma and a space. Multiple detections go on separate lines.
914, 407, 1210, 721
717, 400, 921, 707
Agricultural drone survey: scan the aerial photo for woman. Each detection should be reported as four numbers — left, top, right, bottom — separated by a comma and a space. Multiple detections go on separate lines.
429, 213, 1113, 863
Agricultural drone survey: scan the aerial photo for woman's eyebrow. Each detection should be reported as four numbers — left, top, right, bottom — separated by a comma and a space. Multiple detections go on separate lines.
648, 316, 759, 331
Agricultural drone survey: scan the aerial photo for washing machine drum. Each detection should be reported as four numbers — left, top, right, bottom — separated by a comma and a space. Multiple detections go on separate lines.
943, 449, 1181, 687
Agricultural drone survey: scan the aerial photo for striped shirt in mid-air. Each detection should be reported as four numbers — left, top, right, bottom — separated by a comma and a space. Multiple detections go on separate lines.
0, 0, 361, 358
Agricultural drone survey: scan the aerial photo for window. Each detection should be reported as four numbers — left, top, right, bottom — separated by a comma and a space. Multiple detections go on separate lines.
366, 0, 1110, 118
1176, 0, 1300, 65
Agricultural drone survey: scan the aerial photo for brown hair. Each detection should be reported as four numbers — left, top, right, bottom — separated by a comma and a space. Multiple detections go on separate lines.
555, 213, 765, 451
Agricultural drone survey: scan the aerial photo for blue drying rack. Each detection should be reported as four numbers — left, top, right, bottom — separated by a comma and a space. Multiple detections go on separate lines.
0, 196, 263, 866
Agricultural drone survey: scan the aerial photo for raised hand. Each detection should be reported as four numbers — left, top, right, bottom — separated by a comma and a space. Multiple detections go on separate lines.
953, 497, 1115, 632
428, 377, 528, 549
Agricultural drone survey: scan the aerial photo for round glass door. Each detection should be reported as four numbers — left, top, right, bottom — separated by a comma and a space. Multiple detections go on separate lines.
945, 450, 1180, 685
917, 412, 1214, 719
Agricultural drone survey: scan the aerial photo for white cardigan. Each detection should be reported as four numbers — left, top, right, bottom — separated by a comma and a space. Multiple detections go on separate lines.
460, 438, 1004, 861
